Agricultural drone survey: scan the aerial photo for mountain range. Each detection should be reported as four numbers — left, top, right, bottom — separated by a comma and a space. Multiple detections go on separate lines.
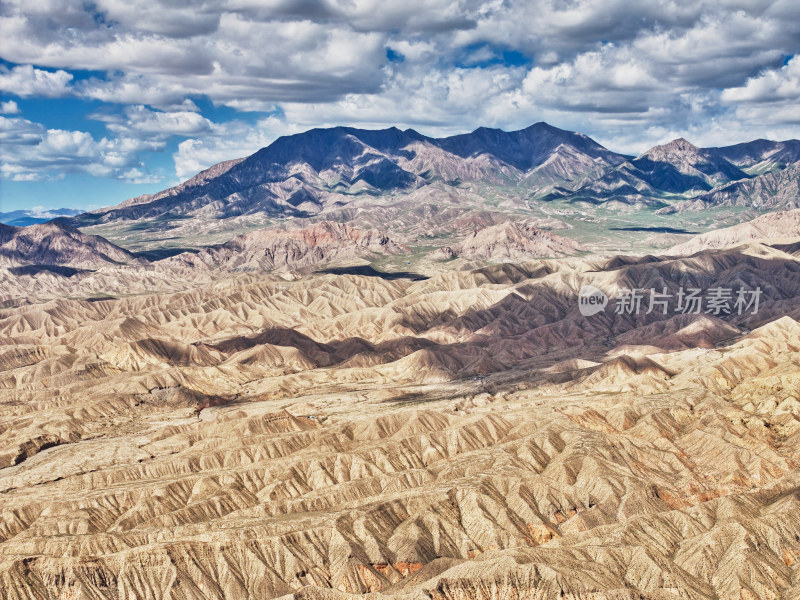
0, 208, 81, 227
69, 123, 800, 233
71, 123, 627, 224
45, 122, 796, 268
1, 122, 797, 277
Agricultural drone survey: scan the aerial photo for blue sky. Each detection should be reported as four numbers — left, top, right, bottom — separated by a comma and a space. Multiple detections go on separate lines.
2, 0, 800, 213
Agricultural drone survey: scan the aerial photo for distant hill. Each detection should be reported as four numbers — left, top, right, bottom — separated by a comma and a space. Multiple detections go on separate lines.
428, 222, 583, 261
164, 221, 409, 272
0, 221, 138, 268
0, 208, 81, 227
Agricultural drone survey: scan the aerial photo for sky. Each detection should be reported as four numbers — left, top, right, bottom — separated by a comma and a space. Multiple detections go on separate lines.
1, 0, 800, 212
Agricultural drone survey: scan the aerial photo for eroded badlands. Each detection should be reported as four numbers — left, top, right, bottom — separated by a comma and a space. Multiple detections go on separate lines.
2, 243, 800, 599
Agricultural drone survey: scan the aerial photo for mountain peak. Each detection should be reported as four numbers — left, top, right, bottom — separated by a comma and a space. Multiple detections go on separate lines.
634, 136, 749, 193
666, 137, 697, 150
644, 138, 699, 156
637, 136, 703, 163
524, 121, 558, 131
471, 125, 502, 134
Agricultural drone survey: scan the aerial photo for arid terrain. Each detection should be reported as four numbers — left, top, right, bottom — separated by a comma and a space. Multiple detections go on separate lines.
2, 233, 800, 599
3, 125, 800, 600
5, 0, 800, 589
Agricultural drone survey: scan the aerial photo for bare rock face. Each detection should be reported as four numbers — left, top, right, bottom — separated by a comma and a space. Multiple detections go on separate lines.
428, 222, 582, 261
0, 221, 138, 269
668, 208, 800, 254
166, 221, 410, 271
2, 242, 800, 599
710, 138, 800, 170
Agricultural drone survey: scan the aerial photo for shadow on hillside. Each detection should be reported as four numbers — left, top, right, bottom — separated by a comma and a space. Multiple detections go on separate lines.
8, 265, 93, 277
610, 226, 698, 234
315, 264, 429, 281
135, 247, 201, 261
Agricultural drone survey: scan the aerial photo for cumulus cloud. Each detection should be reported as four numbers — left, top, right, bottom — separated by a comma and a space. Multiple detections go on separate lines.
722, 55, 800, 103
75, 74, 192, 108
173, 115, 304, 179
3, 0, 798, 116
94, 105, 214, 137
0, 100, 21, 114
0, 115, 163, 182
0, 64, 73, 97
91, 0, 223, 38
227, 0, 481, 33
0, 116, 44, 146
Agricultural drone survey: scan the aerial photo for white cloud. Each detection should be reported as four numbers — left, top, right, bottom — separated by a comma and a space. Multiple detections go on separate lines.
722, 55, 800, 103
172, 115, 304, 180
0, 100, 21, 114
0, 115, 44, 144
221, 99, 280, 112
0, 115, 164, 182
92, 0, 223, 37
0, 64, 73, 97
227, 0, 480, 33
95, 105, 213, 136
117, 168, 163, 184
75, 74, 190, 108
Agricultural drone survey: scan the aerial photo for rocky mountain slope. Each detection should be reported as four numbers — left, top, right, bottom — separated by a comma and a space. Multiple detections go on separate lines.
70, 123, 629, 226
710, 138, 800, 173
2, 242, 800, 599
669, 161, 800, 212
428, 222, 582, 261
633, 137, 749, 191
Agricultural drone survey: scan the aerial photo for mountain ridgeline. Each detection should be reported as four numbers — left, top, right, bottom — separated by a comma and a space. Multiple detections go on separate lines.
69, 123, 800, 227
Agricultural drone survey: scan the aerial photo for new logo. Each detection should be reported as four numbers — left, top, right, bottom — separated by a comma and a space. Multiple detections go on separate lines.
578, 285, 608, 316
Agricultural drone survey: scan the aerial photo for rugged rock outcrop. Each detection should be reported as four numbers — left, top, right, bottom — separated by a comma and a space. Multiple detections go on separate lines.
428, 222, 582, 261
